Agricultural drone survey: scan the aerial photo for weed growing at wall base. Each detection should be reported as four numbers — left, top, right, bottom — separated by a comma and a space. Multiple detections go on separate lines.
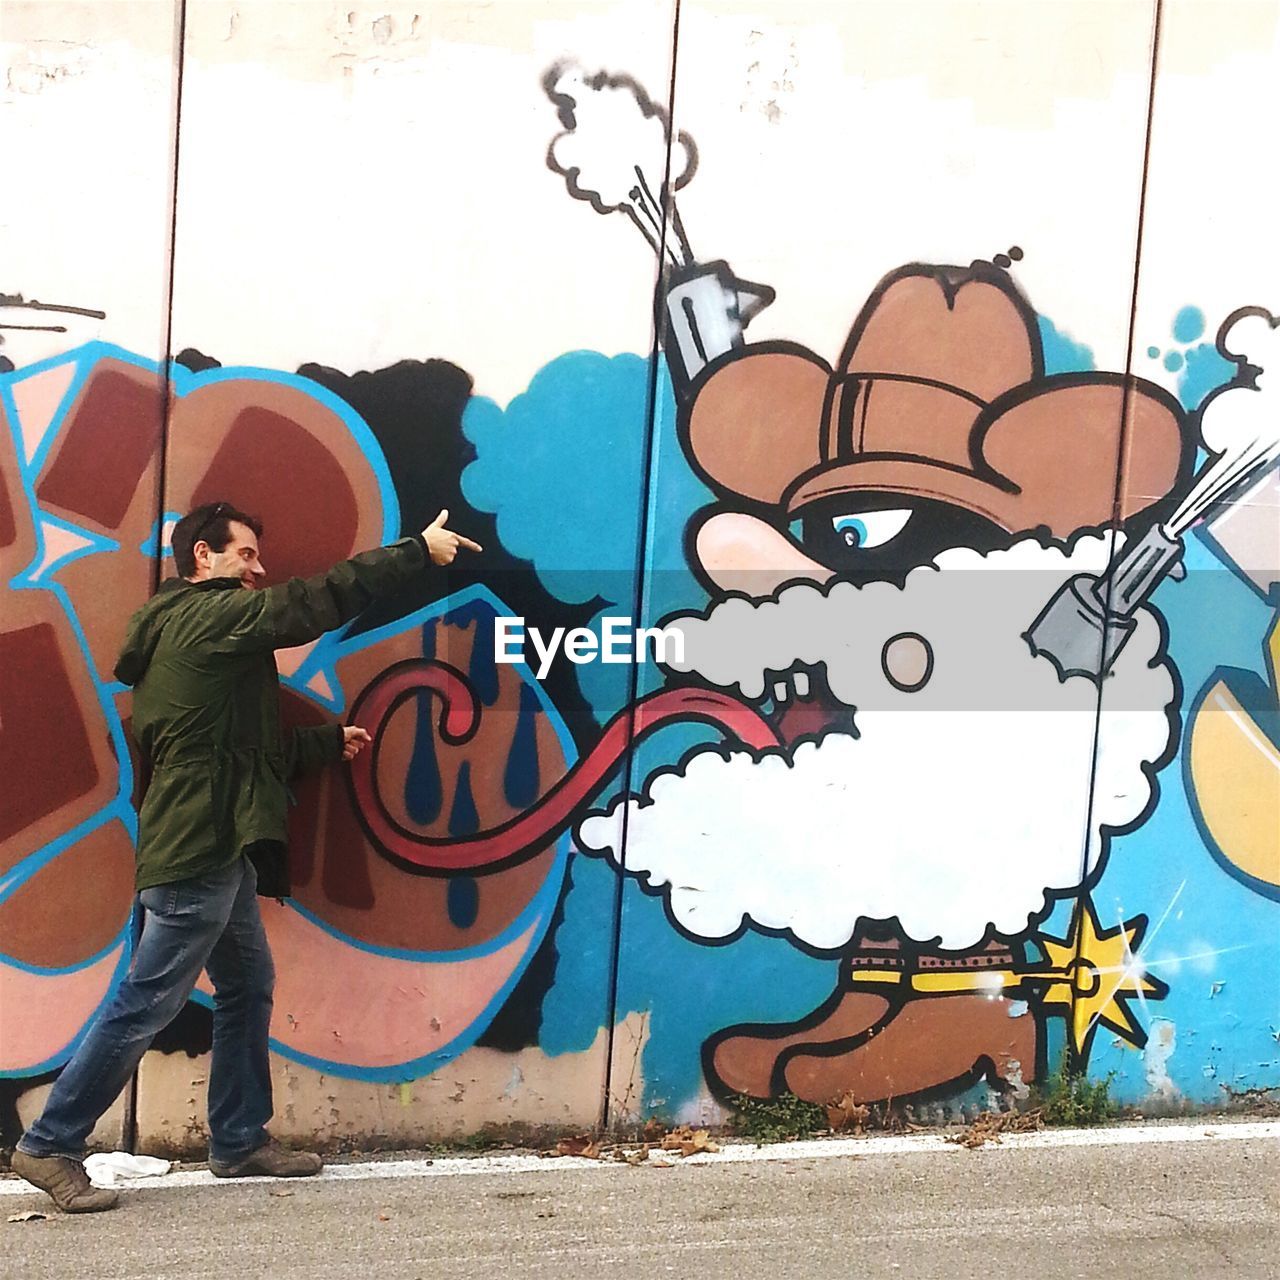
1032, 1061, 1119, 1127
729, 1092, 828, 1142
729, 1064, 1118, 1145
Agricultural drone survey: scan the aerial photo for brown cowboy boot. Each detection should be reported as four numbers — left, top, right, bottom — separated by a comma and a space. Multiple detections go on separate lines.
11, 1150, 119, 1213
706, 990, 892, 1098
703, 938, 905, 1098
783, 991, 1037, 1104
781, 943, 1038, 1105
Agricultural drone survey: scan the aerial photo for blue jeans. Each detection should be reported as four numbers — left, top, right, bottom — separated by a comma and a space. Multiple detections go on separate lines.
18, 855, 275, 1165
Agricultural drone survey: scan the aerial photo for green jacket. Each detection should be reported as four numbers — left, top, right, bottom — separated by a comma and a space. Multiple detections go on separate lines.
115, 537, 429, 892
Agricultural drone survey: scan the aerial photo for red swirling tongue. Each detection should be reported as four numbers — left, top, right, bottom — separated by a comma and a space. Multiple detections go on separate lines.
345, 661, 783, 873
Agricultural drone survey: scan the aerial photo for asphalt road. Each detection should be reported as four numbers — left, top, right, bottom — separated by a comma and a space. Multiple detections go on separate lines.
5, 1127, 1278, 1279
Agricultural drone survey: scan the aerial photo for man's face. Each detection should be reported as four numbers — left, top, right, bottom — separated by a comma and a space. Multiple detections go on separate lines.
193, 519, 266, 589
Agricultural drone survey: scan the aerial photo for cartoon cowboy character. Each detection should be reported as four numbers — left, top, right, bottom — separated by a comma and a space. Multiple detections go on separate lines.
580, 259, 1195, 1105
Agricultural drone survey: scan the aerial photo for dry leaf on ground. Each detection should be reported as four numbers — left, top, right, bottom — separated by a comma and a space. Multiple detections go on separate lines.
945, 1109, 1044, 1149
660, 1126, 720, 1156
554, 1134, 602, 1159
642, 1117, 667, 1143
826, 1093, 871, 1134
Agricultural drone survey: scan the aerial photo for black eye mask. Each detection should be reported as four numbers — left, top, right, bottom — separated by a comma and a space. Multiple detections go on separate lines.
790, 495, 1015, 584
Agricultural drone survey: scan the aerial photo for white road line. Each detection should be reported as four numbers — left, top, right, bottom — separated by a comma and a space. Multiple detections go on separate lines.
4, 1119, 1278, 1196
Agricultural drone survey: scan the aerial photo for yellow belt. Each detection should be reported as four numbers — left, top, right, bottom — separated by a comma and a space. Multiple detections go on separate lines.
848, 966, 1027, 995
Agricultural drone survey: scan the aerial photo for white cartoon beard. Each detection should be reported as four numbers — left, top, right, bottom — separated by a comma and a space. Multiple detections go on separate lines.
577, 533, 1177, 952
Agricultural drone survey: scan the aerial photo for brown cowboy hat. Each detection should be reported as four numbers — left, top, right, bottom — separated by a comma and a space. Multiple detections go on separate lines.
683, 262, 1193, 538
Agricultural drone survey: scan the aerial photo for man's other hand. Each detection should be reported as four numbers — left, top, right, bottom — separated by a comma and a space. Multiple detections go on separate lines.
342, 726, 372, 761
422, 509, 483, 566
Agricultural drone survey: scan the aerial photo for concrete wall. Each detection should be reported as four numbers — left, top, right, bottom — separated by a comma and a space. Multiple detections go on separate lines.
2, 0, 1277, 1154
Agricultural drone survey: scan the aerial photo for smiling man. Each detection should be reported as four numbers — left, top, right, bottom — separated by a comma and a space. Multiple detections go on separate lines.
12, 501, 480, 1213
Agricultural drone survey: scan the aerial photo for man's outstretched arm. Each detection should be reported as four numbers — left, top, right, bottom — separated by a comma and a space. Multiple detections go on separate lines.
210, 510, 482, 654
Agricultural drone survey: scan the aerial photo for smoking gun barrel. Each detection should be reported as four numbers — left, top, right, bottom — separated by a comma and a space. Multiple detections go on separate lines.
1024, 524, 1186, 683
662, 261, 775, 392
1104, 523, 1187, 615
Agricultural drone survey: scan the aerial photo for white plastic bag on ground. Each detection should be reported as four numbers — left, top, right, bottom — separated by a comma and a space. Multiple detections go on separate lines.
84, 1152, 171, 1187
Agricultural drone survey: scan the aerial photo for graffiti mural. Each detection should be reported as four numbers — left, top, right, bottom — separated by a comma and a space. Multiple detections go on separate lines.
524, 60, 1279, 1112
3, 3, 1278, 1149
1185, 316, 1280, 902
0, 343, 137, 1086
0, 339, 587, 1137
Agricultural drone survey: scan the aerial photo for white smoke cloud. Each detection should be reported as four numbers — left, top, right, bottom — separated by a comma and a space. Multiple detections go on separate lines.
577, 534, 1176, 952
660, 533, 1117, 707
1200, 308, 1280, 455
1172, 307, 1280, 532
543, 61, 695, 256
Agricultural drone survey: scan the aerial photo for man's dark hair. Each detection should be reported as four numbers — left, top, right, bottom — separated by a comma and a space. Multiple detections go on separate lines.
171, 502, 264, 577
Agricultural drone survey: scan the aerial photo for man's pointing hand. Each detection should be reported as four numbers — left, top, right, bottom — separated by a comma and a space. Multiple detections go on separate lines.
421, 509, 483, 566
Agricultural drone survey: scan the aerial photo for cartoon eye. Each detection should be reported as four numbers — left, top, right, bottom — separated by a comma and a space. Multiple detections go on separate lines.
831, 508, 912, 549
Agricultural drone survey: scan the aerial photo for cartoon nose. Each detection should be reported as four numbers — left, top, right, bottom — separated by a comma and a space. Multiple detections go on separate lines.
882, 632, 933, 692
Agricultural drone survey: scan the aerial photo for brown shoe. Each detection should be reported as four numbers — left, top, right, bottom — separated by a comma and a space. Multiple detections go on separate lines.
11, 1149, 119, 1213
209, 1139, 323, 1179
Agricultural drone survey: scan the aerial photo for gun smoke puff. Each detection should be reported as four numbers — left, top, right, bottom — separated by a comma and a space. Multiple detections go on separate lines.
1176, 306, 1280, 530
541, 60, 774, 387
1195, 307, 1280, 601
543, 60, 696, 264
577, 534, 1177, 952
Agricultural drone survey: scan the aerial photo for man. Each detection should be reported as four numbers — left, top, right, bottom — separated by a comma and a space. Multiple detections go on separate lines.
13, 502, 481, 1212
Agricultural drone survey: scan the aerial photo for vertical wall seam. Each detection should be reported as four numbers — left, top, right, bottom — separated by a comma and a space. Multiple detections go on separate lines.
599, 0, 684, 1131
1069, 0, 1165, 1069
151, 0, 189, 588
126, 0, 188, 1155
